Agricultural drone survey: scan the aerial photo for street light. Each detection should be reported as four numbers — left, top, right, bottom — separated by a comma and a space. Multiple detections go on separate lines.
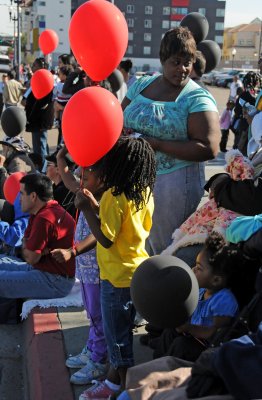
232, 48, 236, 70
10, 0, 23, 81
9, 4, 17, 70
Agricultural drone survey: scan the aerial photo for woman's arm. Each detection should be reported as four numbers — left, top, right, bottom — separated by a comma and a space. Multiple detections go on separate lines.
121, 96, 131, 111
144, 111, 220, 162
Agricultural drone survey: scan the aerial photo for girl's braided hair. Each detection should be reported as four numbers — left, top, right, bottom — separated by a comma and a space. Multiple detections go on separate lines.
97, 136, 156, 211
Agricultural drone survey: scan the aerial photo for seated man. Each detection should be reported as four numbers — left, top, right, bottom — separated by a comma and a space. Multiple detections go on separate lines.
0, 173, 75, 299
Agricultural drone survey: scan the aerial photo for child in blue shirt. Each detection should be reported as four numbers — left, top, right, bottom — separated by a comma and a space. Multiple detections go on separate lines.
153, 232, 239, 361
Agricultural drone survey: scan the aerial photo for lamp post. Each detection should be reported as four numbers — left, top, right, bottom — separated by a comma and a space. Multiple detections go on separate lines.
10, 0, 23, 80
9, 4, 17, 70
232, 48, 236, 70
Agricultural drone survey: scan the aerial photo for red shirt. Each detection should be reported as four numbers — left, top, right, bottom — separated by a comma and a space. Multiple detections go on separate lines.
24, 200, 75, 277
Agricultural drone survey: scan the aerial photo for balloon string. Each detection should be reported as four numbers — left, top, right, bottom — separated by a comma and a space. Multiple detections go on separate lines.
74, 167, 84, 224
91, 80, 101, 86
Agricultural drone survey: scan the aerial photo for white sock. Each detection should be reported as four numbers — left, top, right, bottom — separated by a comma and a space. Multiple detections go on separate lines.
105, 379, 121, 391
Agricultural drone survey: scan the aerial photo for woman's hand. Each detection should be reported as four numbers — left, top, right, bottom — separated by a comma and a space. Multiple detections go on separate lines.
50, 248, 73, 263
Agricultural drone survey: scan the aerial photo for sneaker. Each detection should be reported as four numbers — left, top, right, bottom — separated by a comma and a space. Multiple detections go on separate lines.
79, 380, 117, 399
66, 346, 92, 369
134, 313, 147, 327
70, 359, 107, 385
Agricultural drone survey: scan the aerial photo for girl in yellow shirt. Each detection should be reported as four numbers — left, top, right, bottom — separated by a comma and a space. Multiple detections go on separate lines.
75, 136, 156, 400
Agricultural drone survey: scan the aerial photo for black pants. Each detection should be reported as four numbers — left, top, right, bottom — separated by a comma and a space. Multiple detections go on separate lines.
0, 94, 3, 117
153, 328, 207, 362
220, 129, 229, 152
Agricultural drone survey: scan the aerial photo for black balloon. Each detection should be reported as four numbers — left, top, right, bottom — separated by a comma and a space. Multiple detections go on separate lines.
180, 12, 209, 44
1, 106, 27, 138
107, 69, 124, 93
197, 40, 221, 73
131, 255, 199, 329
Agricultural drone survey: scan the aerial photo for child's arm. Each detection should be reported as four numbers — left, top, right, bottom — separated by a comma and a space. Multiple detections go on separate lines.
75, 189, 113, 248
50, 234, 97, 263
56, 147, 80, 193
176, 316, 233, 340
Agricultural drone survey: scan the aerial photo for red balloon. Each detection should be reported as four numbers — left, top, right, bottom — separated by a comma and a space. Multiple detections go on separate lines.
3, 172, 26, 205
62, 87, 123, 167
31, 69, 54, 99
39, 29, 59, 55
69, 0, 128, 81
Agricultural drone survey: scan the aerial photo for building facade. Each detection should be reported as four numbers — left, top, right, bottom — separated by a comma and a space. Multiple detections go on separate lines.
113, 0, 226, 71
222, 19, 262, 70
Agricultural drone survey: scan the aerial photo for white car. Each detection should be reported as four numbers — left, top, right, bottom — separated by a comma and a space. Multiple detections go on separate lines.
0, 54, 11, 73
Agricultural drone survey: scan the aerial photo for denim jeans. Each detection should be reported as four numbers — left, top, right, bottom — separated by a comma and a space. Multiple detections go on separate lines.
100, 280, 136, 369
0, 255, 74, 298
31, 129, 49, 158
147, 163, 205, 255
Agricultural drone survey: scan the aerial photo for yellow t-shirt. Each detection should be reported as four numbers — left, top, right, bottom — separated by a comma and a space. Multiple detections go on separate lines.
97, 188, 154, 288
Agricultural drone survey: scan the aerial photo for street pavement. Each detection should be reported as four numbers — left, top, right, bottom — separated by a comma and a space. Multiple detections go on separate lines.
0, 86, 231, 400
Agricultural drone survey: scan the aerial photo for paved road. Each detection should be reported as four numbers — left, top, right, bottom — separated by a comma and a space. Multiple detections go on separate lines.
0, 85, 230, 400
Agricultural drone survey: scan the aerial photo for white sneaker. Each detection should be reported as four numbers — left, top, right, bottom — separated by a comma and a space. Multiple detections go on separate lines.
66, 346, 92, 369
70, 359, 107, 385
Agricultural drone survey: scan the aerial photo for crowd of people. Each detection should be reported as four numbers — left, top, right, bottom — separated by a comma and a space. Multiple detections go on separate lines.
0, 26, 262, 400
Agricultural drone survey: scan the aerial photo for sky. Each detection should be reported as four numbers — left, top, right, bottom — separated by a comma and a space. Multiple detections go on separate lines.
0, 0, 261, 36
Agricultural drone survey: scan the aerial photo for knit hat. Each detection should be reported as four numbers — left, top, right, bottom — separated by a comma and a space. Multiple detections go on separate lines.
225, 149, 254, 180
0, 135, 30, 153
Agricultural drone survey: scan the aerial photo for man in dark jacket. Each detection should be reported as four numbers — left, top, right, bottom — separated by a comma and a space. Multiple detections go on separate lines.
24, 57, 54, 158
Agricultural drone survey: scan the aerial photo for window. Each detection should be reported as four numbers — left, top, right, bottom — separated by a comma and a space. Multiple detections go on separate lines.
127, 18, 134, 28
145, 6, 153, 15
59, 15, 64, 17
126, 5, 135, 14
239, 39, 244, 45
143, 46, 151, 55
162, 20, 170, 29
215, 35, 223, 44
144, 19, 152, 28
39, 21, 46, 28
198, 8, 206, 15
39, 1, 46, 6
170, 21, 180, 28
127, 45, 133, 54
172, 7, 188, 15
163, 7, 170, 15
215, 22, 224, 30
144, 33, 151, 42
59, 42, 63, 45
128, 32, 134, 41
59, 28, 64, 31
216, 9, 225, 17
39, 15, 45, 21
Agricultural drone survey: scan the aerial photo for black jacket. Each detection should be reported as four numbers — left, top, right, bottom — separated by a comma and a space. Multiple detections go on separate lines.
25, 90, 54, 131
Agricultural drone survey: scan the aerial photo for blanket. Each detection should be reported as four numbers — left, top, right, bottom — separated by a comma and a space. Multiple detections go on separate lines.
21, 279, 83, 319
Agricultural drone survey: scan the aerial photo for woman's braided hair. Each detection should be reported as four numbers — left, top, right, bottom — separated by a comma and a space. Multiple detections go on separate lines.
97, 136, 156, 211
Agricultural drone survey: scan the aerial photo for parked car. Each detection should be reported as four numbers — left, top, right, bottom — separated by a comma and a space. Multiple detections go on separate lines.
214, 70, 243, 86
202, 70, 220, 85
217, 71, 246, 88
0, 54, 11, 73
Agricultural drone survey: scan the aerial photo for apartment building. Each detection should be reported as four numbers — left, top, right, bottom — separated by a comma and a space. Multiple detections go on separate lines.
222, 19, 262, 70
112, 0, 226, 71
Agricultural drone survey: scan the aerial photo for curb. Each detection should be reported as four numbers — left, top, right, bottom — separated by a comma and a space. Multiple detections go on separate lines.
23, 307, 74, 400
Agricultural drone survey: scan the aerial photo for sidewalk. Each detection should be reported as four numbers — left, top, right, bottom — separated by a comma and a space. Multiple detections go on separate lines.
22, 155, 226, 400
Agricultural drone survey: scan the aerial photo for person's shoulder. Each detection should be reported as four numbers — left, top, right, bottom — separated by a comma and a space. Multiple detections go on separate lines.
126, 74, 159, 98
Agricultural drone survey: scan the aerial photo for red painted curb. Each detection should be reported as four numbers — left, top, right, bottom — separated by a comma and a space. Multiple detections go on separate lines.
23, 307, 74, 400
